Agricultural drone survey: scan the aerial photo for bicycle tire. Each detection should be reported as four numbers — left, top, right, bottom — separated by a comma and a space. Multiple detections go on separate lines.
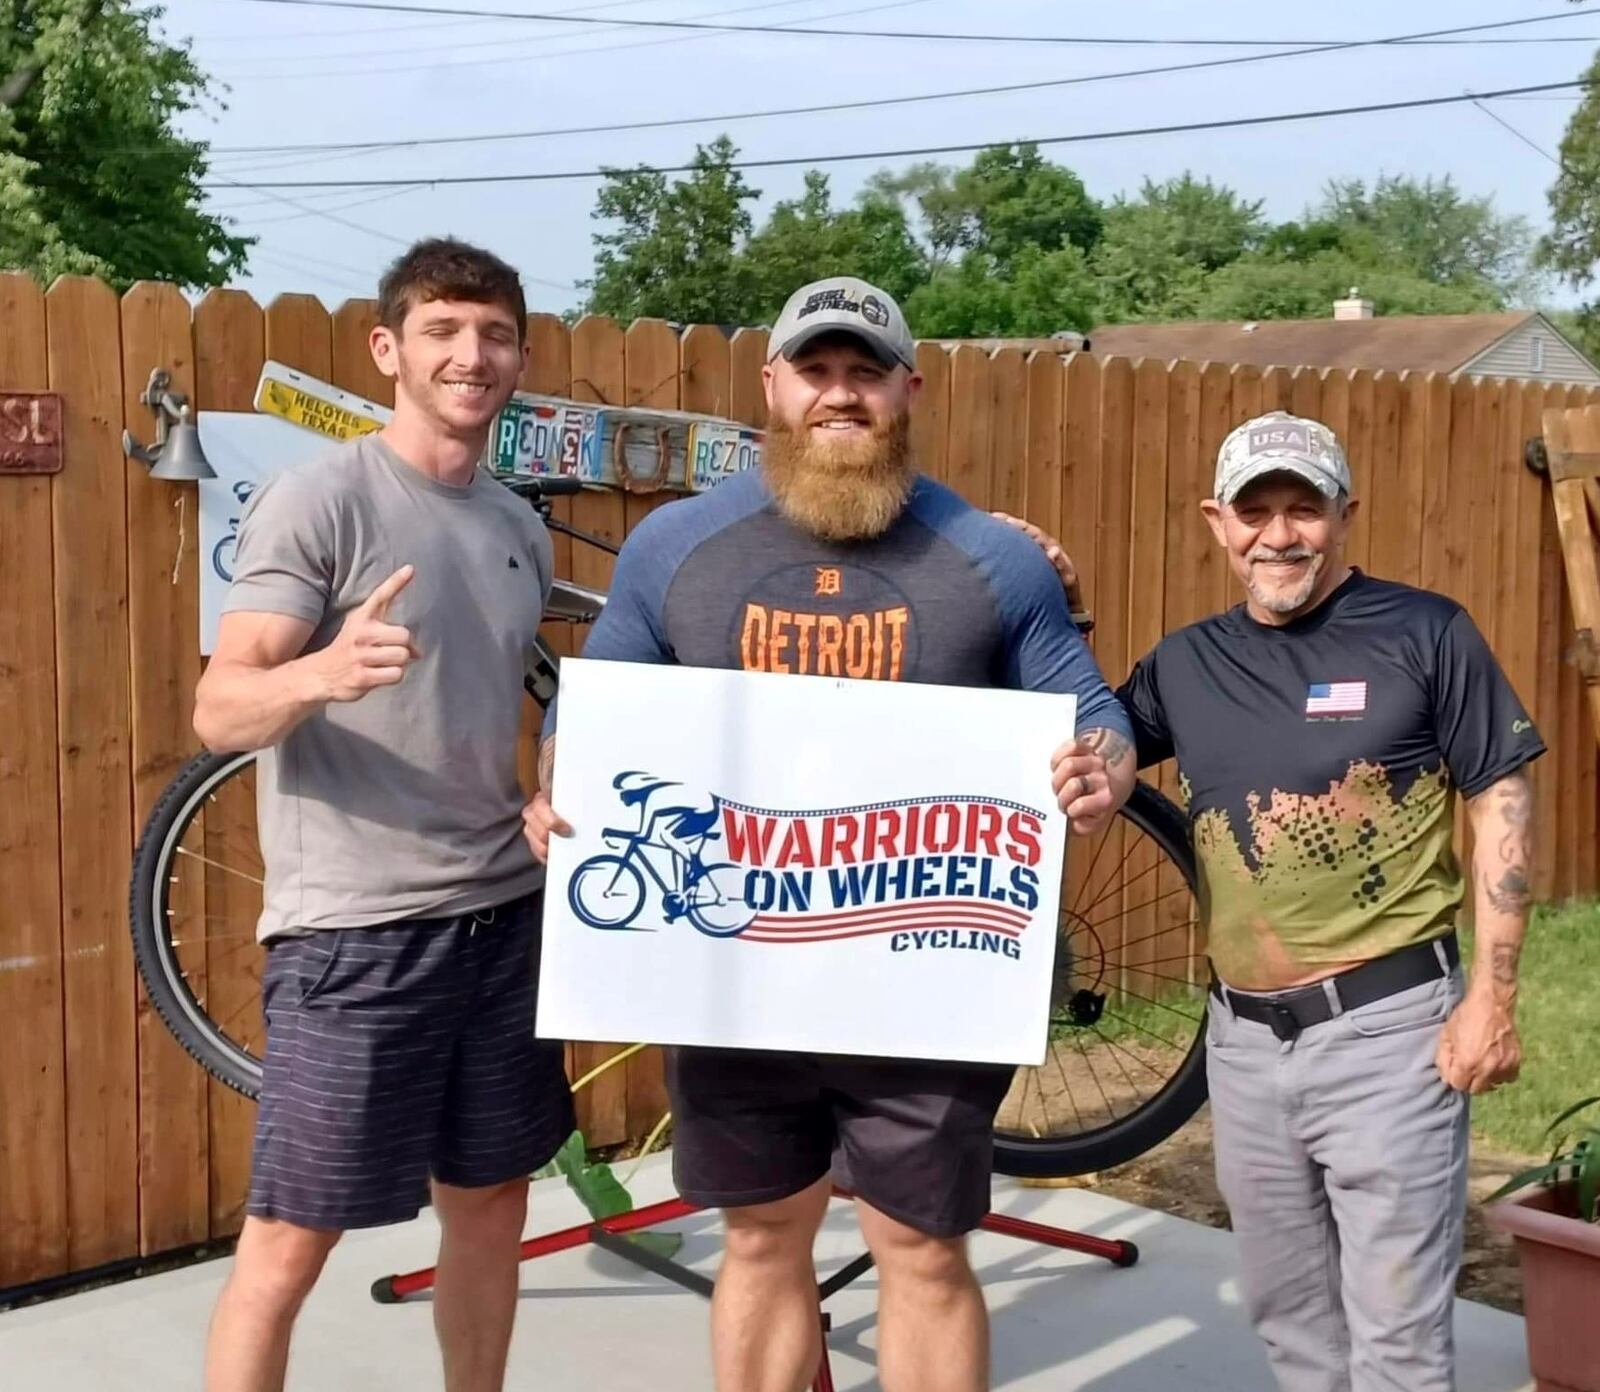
129, 748, 265, 1098
992, 779, 1207, 1178
568, 855, 647, 930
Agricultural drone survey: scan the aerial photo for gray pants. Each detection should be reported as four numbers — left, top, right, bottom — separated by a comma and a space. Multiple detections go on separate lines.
1207, 965, 1468, 1392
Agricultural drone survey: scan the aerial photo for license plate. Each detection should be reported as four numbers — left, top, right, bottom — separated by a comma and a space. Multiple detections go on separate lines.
688, 421, 763, 491
489, 397, 594, 477
253, 363, 388, 442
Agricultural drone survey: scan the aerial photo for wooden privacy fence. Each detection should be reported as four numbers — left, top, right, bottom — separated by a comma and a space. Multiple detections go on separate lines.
1, 272, 1597, 1290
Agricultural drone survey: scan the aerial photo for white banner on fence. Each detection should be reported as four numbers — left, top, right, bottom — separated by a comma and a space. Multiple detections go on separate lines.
536, 659, 1074, 1066
196, 412, 319, 655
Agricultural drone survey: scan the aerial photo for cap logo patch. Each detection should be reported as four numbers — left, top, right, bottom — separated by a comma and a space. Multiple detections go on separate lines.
799, 287, 863, 319
1248, 424, 1311, 455
861, 295, 889, 327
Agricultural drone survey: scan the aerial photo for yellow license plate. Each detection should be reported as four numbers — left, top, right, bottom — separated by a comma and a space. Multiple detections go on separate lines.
255, 377, 384, 442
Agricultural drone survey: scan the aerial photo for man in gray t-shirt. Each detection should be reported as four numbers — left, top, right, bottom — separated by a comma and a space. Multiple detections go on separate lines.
195, 239, 571, 1392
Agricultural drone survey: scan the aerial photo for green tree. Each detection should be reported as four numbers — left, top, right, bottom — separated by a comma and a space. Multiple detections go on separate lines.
583, 135, 759, 323
866, 143, 1101, 273
741, 170, 925, 322
0, 0, 249, 288
1089, 175, 1263, 322
1199, 252, 1502, 321
903, 243, 1097, 338
1541, 47, 1600, 300
1312, 175, 1533, 301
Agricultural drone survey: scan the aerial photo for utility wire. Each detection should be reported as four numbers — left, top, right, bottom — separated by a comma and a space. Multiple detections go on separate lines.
148, 12, 1600, 159
219, 0, 1597, 46
1470, 96, 1563, 166
200, 77, 1592, 190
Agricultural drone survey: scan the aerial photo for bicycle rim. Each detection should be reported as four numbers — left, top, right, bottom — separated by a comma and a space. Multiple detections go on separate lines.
992, 780, 1207, 1177
129, 750, 267, 1099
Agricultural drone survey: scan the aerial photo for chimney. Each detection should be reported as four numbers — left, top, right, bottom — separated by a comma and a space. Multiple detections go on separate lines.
1333, 286, 1374, 321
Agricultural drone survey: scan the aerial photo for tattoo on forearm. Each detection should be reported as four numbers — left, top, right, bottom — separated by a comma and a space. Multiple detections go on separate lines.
1497, 771, 1533, 866
537, 736, 556, 790
1083, 727, 1133, 770
1490, 941, 1521, 987
1486, 865, 1532, 915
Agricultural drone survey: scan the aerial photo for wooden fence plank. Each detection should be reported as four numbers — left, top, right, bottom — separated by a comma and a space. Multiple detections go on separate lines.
987, 349, 1027, 519
193, 289, 266, 1238
1022, 352, 1062, 532
1194, 362, 1233, 627
681, 323, 732, 421
945, 346, 992, 509
1365, 374, 1404, 585
0, 272, 69, 1286
728, 328, 768, 431
330, 299, 391, 406
1319, 371, 1361, 568
566, 315, 630, 1149
46, 276, 138, 1270
622, 318, 681, 532
265, 294, 332, 384
1469, 379, 1504, 644
122, 282, 210, 1255
912, 343, 950, 484
1260, 365, 1293, 415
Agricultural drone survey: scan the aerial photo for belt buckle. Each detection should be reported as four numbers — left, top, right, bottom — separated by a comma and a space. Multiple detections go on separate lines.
1263, 1001, 1301, 1043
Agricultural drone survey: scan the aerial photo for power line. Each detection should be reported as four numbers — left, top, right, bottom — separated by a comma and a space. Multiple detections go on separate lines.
208, 171, 577, 289
144, 12, 1600, 160
219, 0, 1598, 46
1471, 97, 1563, 166
186, 0, 644, 42
200, 77, 1591, 190
210, 0, 928, 80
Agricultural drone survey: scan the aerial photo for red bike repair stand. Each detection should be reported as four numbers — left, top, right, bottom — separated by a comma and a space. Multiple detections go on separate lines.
370, 1185, 1138, 1392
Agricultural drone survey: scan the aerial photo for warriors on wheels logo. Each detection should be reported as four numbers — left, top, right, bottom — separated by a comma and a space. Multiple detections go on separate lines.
569, 772, 1046, 959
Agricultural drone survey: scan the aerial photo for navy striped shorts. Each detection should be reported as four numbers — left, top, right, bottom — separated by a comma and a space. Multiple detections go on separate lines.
248, 891, 574, 1231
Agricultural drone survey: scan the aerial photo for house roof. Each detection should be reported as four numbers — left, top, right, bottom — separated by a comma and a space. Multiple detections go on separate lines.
1086, 312, 1534, 375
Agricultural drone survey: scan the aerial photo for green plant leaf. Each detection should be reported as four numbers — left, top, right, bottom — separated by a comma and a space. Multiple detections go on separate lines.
1485, 1158, 1572, 1205
1578, 1138, 1600, 1225
1545, 1096, 1600, 1136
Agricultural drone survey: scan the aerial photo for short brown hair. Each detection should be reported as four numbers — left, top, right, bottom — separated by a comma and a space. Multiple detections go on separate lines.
377, 237, 527, 341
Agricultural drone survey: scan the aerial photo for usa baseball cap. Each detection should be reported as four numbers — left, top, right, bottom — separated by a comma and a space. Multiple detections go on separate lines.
1215, 410, 1352, 505
768, 276, 916, 371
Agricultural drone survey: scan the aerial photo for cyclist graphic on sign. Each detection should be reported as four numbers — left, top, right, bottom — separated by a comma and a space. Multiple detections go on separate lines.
568, 771, 756, 937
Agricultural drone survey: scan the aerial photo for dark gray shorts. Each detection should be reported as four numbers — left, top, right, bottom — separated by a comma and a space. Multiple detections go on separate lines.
666, 1047, 1014, 1237
248, 891, 573, 1231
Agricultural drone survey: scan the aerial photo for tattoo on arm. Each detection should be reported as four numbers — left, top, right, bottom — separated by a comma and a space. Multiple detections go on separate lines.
1486, 865, 1532, 915
537, 735, 556, 791
1490, 941, 1521, 987
1082, 727, 1133, 770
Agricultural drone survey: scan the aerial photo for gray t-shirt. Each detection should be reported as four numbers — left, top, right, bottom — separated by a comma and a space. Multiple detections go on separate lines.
224, 433, 553, 940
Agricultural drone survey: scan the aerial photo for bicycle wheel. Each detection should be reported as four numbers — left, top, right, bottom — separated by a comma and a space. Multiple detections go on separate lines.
129, 748, 267, 1098
992, 779, 1208, 1177
568, 855, 647, 929
684, 864, 757, 938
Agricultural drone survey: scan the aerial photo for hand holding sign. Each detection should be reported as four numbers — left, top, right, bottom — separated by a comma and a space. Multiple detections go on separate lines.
313, 565, 421, 702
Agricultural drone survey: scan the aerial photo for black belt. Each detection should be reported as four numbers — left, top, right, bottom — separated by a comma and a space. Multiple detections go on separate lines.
1210, 934, 1459, 1042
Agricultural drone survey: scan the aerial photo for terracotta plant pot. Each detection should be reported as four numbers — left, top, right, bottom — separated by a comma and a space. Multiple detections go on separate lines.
1486, 1184, 1600, 1392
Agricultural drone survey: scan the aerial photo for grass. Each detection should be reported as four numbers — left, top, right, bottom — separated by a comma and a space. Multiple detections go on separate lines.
1465, 898, 1600, 1159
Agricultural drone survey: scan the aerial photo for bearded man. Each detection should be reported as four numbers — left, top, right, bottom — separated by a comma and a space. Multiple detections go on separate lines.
523, 276, 1135, 1392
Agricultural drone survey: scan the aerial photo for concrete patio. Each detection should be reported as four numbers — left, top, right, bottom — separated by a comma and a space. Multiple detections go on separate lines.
0, 1153, 1533, 1391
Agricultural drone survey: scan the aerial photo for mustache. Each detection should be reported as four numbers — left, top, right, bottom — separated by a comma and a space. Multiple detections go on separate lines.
1249, 546, 1315, 564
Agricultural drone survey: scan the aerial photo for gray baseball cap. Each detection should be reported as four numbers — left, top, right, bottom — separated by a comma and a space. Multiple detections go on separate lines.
1214, 410, 1352, 505
768, 276, 916, 370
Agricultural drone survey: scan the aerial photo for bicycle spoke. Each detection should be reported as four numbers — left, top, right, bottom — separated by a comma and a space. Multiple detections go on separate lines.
1101, 982, 1206, 1027
1080, 836, 1140, 920
1088, 1025, 1171, 1082
174, 846, 265, 887
1094, 1026, 1150, 1108
1089, 919, 1200, 955
1049, 1045, 1088, 1135
1095, 1005, 1190, 1054
1085, 883, 1193, 928
1077, 849, 1167, 917
1068, 1032, 1118, 1125
1068, 825, 1118, 915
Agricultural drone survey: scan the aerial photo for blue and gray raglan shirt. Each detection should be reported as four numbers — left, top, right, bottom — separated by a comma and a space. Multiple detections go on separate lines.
553, 469, 1129, 739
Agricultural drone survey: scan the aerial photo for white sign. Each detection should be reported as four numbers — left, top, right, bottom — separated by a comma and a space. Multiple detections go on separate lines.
197, 412, 324, 655
537, 660, 1074, 1066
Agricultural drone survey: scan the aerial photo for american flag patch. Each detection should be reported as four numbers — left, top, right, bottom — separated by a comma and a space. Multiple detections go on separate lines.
1306, 680, 1368, 717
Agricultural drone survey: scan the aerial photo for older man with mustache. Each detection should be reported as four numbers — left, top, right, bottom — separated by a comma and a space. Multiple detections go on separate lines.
1006, 410, 1542, 1392
525, 276, 1135, 1392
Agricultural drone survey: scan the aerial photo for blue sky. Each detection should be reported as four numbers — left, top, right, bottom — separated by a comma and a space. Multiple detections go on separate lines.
157, 0, 1600, 314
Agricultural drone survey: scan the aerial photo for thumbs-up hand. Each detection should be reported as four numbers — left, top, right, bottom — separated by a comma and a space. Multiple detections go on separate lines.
312, 565, 421, 702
